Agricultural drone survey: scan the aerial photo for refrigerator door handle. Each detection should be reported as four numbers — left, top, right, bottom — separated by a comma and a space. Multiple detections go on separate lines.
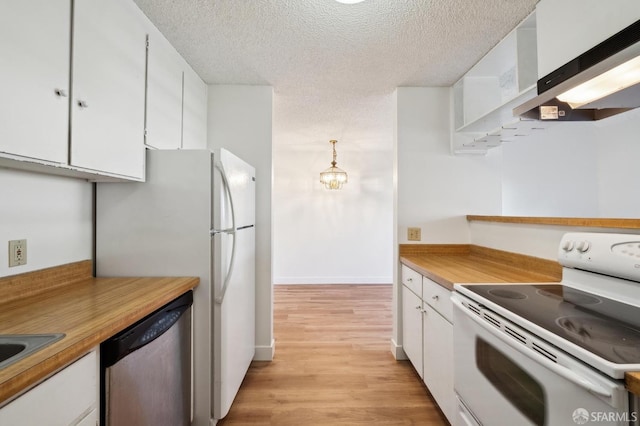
210, 228, 235, 236
213, 161, 237, 305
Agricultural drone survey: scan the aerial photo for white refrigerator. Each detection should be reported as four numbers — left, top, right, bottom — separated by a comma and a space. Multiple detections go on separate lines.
96, 149, 255, 425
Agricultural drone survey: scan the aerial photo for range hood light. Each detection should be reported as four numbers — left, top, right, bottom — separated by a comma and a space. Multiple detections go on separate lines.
556, 55, 640, 108
514, 19, 640, 121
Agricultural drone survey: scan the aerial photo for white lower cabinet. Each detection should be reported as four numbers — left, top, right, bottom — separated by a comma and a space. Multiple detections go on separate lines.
402, 284, 424, 378
422, 300, 455, 423
0, 350, 98, 426
401, 265, 455, 424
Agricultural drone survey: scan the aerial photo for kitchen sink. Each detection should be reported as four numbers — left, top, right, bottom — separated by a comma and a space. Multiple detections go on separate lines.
0, 334, 65, 370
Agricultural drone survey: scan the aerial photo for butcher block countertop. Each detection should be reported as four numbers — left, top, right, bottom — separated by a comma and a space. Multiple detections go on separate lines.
399, 244, 640, 396
399, 244, 563, 290
0, 260, 199, 406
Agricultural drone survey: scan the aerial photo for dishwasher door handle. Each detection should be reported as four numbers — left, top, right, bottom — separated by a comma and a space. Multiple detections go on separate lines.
101, 291, 193, 368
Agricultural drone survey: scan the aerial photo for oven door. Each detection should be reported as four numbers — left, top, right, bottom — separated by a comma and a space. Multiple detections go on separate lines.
452, 294, 630, 426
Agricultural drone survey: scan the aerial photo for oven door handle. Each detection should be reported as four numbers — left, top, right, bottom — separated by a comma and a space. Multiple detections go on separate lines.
452, 297, 613, 399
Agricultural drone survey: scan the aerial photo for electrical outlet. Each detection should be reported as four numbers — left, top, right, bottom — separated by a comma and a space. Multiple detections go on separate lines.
9, 239, 27, 267
407, 227, 421, 241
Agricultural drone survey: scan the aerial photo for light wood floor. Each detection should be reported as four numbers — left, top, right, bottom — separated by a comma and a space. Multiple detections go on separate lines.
218, 284, 449, 425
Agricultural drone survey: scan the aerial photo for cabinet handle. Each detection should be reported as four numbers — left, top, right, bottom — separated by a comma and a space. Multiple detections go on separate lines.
77, 100, 89, 108
54, 88, 68, 97
407, 278, 413, 282
415, 305, 421, 310
432, 295, 439, 301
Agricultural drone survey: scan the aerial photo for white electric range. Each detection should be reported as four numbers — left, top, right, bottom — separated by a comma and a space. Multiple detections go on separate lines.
452, 232, 640, 426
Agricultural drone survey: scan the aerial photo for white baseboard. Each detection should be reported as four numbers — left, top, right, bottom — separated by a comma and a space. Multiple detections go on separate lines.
254, 339, 276, 361
390, 339, 407, 360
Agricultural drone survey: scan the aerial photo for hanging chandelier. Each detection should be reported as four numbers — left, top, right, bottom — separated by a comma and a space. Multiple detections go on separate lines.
319, 139, 348, 190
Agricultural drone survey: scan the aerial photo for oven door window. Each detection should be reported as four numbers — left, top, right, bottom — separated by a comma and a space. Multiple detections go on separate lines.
476, 337, 546, 426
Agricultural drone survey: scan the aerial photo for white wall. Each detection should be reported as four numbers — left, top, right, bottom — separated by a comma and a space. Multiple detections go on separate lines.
396, 87, 502, 245
501, 107, 640, 218
207, 84, 274, 360
595, 109, 640, 218
0, 169, 92, 277
470, 221, 640, 261
393, 86, 502, 357
501, 123, 599, 216
272, 91, 394, 285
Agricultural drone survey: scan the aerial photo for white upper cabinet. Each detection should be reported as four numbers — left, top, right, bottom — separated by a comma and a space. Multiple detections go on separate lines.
2, 0, 207, 178
145, 26, 184, 150
0, 0, 70, 164
182, 64, 208, 150
0, 0, 147, 181
71, 0, 147, 179
536, 0, 640, 78
144, 18, 208, 150
451, 12, 551, 154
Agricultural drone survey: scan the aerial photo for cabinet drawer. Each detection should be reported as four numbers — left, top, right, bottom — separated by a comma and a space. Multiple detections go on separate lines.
76, 408, 97, 426
0, 350, 97, 425
422, 277, 453, 323
401, 265, 422, 296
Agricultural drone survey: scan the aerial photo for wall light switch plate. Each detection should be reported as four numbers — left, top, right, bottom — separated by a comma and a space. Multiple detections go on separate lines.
9, 239, 27, 267
407, 227, 421, 241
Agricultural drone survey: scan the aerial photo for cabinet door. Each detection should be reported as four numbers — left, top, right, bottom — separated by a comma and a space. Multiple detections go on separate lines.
423, 305, 455, 423
0, 0, 70, 163
145, 27, 183, 150
182, 64, 208, 150
402, 285, 423, 378
71, 0, 146, 179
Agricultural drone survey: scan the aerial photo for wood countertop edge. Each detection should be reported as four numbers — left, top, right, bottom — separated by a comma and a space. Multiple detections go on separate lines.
400, 257, 455, 290
467, 215, 640, 230
626, 373, 640, 396
0, 274, 199, 405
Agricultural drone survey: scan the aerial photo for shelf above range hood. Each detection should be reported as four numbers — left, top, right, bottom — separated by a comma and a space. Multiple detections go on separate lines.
514, 19, 640, 121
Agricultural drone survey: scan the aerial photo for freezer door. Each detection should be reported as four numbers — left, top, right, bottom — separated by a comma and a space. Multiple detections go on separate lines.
210, 148, 256, 304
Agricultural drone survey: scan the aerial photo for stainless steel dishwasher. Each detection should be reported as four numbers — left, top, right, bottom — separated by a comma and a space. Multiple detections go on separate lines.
101, 290, 193, 426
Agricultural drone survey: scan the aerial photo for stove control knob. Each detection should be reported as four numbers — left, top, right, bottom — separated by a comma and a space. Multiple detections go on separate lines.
577, 241, 591, 253
562, 241, 575, 251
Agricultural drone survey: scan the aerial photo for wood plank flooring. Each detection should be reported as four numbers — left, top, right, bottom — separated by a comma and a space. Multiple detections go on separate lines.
218, 284, 449, 425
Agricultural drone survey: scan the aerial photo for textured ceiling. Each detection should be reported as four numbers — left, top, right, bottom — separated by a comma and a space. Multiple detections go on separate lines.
133, 0, 538, 95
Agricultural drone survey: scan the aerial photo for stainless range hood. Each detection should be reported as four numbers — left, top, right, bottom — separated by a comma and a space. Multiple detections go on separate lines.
514, 19, 640, 121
